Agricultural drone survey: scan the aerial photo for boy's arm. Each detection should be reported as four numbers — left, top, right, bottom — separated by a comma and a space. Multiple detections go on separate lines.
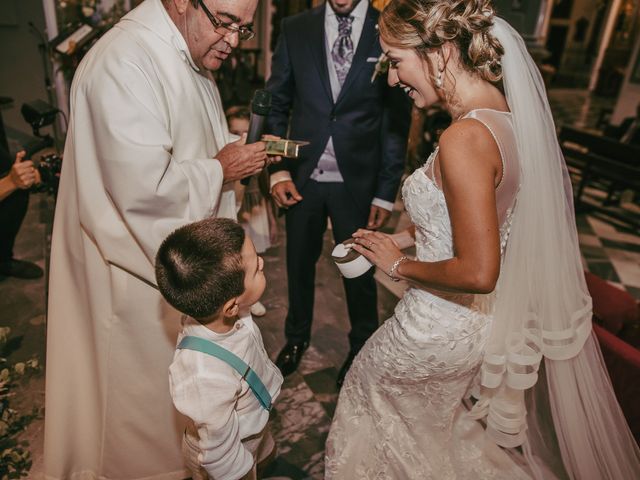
169, 358, 254, 480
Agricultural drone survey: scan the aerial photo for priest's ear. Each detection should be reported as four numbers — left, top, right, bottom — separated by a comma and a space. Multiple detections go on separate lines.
164, 0, 191, 15
221, 297, 240, 318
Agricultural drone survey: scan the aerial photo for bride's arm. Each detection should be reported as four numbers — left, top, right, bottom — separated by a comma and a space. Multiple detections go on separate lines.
353, 120, 502, 294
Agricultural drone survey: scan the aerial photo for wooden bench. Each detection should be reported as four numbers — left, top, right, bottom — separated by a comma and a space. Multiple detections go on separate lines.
558, 126, 640, 231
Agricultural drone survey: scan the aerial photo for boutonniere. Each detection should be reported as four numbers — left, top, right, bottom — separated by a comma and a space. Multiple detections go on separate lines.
370, 53, 389, 83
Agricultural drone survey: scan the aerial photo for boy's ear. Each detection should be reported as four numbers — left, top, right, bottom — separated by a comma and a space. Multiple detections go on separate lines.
221, 297, 239, 318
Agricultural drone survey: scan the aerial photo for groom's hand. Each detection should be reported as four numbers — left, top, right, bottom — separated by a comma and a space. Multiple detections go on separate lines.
367, 205, 391, 229
271, 180, 302, 208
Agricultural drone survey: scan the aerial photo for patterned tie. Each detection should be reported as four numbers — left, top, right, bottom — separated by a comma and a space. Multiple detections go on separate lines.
332, 15, 354, 86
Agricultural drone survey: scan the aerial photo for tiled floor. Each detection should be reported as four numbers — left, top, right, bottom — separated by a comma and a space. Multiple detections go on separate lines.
578, 212, 640, 299
4, 89, 639, 479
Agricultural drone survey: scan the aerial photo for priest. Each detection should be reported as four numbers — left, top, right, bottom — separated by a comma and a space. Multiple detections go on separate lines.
44, 0, 266, 478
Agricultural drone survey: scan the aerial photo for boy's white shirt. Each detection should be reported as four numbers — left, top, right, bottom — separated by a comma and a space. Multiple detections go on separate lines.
169, 313, 283, 479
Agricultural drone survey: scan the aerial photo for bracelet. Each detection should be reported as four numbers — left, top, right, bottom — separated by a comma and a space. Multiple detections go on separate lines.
388, 256, 408, 282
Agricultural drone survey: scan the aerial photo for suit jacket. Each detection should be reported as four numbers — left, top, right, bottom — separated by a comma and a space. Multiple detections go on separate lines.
266, 2, 410, 213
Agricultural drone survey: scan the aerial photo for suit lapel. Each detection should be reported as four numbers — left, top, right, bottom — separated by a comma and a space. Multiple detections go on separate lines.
335, 6, 378, 105
308, 6, 333, 103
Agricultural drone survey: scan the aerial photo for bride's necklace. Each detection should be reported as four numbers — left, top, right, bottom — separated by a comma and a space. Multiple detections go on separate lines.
451, 103, 477, 122
453, 109, 473, 122
454, 111, 468, 121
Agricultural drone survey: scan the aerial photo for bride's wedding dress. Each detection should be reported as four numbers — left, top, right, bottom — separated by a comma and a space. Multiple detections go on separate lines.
324, 109, 532, 479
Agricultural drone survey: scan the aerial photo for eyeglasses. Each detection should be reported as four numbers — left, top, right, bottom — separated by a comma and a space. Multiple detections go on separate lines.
197, 0, 255, 41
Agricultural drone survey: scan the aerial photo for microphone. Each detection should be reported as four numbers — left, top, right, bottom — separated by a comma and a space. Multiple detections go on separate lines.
241, 90, 272, 185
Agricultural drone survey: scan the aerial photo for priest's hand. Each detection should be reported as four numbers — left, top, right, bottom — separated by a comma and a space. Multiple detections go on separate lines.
218, 134, 268, 183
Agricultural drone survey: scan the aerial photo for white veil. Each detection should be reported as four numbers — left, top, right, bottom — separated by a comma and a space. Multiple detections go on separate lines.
469, 16, 640, 479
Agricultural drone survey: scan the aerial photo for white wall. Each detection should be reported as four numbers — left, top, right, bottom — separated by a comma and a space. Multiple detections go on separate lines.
611, 32, 640, 124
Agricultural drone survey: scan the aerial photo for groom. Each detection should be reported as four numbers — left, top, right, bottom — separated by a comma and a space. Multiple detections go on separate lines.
266, 0, 410, 386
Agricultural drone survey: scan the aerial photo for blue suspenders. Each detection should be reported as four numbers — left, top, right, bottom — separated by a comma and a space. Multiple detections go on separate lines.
177, 335, 273, 411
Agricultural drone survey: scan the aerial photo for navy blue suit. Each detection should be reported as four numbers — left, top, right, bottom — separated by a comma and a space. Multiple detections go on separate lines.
266, 2, 410, 349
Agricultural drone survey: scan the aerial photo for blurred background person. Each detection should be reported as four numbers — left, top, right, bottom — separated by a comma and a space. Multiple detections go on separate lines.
0, 148, 42, 279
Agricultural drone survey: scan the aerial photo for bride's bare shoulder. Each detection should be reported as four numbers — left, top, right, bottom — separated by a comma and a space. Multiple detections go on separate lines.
438, 118, 501, 175
439, 118, 497, 153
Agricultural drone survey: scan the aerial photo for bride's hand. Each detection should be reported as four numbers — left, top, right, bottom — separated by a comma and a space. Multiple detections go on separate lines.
352, 230, 404, 275
352, 229, 399, 246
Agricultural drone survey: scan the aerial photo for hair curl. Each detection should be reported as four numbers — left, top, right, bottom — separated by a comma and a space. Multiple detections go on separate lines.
379, 0, 504, 83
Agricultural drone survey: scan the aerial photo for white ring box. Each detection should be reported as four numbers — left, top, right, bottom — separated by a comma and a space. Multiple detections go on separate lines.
331, 238, 373, 278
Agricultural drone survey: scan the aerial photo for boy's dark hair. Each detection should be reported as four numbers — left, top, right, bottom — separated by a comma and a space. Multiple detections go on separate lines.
225, 105, 250, 122
155, 218, 246, 319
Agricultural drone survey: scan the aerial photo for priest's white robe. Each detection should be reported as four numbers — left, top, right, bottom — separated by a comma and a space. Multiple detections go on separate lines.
44, 1, 237, 478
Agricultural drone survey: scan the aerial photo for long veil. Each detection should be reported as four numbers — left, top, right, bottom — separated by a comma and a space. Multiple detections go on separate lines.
469, 16, 640, 479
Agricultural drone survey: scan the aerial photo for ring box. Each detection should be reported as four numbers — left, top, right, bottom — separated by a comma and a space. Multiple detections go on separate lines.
264, 139, 309, 158
331, 238, 373, 278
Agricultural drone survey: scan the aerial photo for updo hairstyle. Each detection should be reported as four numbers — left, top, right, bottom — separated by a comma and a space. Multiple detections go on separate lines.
379, 0, 504, 84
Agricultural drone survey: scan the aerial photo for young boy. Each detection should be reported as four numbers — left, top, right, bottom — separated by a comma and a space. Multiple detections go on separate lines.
155, 217, 283, 480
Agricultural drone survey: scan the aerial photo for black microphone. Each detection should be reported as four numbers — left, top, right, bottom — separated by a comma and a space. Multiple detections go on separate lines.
241, 90, 272, 185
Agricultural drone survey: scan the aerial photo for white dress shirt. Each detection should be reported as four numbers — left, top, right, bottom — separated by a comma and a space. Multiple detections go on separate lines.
169, 314, 283, 479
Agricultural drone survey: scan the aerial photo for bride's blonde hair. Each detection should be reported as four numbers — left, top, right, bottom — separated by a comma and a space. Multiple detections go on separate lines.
379, 0, 504, 83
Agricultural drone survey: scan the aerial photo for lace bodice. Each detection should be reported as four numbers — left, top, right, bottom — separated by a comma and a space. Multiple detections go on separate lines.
402, 109, 520, 262
403, 109, 520, 266
399, 109, 520, 315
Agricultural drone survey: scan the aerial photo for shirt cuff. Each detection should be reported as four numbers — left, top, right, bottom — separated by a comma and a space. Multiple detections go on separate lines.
270, 170, 292, 190
372, 197, 394, 212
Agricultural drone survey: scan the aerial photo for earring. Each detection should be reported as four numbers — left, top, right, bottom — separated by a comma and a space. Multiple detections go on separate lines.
435, 70, 443, 89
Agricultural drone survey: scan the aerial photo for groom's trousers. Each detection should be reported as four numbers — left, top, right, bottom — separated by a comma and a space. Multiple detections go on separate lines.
284, 180, 379, 350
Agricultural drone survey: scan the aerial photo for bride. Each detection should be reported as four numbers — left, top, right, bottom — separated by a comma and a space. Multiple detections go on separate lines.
324, 0, 640, 478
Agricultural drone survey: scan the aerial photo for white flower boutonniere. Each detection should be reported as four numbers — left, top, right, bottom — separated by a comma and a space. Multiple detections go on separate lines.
371, 53, 390, 83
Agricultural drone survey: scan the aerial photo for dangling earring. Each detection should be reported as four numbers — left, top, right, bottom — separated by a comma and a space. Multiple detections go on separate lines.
435, 70, 443, 89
